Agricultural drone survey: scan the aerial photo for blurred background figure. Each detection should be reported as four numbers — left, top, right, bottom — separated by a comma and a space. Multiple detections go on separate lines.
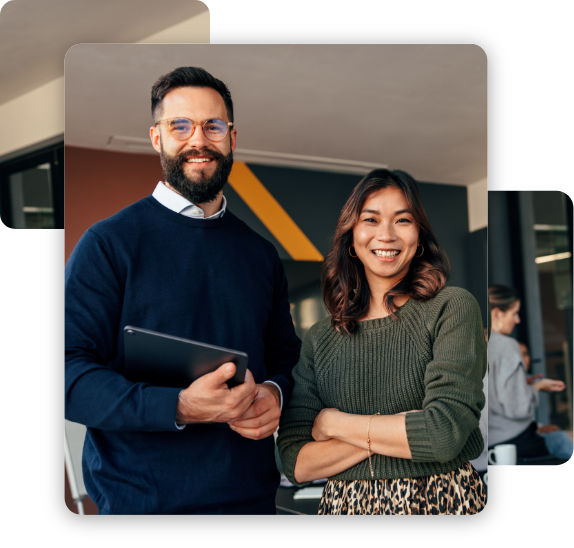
518, 341, 573, 459
470, 327, 489, 484
488, 191, 573, 464
488, 285, 571, 462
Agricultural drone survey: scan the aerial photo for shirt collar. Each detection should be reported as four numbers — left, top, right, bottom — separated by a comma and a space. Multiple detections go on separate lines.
152, 182, 226, 219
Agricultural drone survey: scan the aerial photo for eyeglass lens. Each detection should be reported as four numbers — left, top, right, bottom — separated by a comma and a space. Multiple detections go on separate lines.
168, 119, 228, 141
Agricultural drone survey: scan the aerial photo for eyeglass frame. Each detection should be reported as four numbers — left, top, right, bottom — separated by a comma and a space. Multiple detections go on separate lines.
153, 117, 234, 142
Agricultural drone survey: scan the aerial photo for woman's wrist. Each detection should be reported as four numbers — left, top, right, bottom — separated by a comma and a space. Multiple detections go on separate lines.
325, 409, 343, 439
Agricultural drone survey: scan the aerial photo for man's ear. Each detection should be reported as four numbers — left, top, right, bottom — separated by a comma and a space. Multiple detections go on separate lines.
230, 128, 237, 153
150, 125, 162, 154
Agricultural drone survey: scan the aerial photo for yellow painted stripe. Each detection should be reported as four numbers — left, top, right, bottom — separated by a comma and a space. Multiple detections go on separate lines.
228, 162, 323, 261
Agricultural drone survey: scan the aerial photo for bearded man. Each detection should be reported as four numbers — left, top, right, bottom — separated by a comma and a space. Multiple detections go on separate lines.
65, 67, 301, 514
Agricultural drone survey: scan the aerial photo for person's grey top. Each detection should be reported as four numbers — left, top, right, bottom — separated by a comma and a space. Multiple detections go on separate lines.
470, 371, 488, 471
488, 331, 539, 446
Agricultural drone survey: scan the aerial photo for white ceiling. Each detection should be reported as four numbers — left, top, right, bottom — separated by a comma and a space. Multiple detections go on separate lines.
65, 44, 486, 185
0, 0, 208, 104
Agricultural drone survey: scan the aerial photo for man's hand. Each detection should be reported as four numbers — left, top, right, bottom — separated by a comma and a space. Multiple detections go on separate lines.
228, 383, 281, 440
176, 363, 256, 424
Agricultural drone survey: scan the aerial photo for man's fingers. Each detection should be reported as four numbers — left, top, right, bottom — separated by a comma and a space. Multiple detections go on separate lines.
231, 420, 279, 440
243, 368, 255, 386
231, 406, 278, 429
230, 393, 260, 422
228, 368, 256, 395
203, 361, 237, 387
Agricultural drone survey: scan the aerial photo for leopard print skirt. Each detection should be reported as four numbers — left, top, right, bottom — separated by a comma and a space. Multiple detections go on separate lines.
318, 462, 486, 515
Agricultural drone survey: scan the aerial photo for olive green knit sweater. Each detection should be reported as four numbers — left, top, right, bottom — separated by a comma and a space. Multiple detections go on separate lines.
277, 286, 486, 486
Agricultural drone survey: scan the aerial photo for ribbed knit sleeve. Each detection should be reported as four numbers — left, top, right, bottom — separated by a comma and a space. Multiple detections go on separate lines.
277, 322, 325, 486
405, 288, 487, 463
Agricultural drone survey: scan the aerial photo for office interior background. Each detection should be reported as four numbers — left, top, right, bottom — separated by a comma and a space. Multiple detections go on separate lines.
61, 43, 487, 513
489, 191, 573, 433
0, 6, 488, 515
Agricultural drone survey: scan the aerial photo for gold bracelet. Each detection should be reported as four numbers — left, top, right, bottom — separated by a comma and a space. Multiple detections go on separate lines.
367, 412, 380, 478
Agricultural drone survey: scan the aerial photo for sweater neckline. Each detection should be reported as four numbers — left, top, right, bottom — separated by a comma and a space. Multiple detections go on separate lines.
354, 297, 416, 332
144, 195, 233, 228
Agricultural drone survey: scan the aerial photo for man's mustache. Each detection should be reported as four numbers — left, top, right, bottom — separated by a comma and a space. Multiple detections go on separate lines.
178, 148, 225, 161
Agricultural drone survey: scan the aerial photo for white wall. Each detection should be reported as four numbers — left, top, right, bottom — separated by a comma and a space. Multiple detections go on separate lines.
0, 10, 209, 159
0, 77, 65, 159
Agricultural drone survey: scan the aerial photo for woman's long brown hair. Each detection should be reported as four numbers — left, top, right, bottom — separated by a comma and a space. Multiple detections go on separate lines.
322, 169, 450, 334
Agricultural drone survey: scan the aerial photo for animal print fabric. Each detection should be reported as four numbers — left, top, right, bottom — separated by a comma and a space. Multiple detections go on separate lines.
317, 462, 486, 515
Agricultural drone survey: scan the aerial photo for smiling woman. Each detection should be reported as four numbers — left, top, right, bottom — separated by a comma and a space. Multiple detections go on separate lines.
277, 169, 487, 515
323, 169, 451, 331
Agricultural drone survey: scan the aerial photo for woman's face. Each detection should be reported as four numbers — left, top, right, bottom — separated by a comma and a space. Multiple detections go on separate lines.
352, 187, 419, 287
491, 300, 521, 335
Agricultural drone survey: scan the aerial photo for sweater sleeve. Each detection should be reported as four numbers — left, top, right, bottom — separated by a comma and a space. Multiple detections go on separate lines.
65, 229, 182, 432
495, 348, 539, 420
276, 326, 323, 486
262, 251, 301, 406
405, 289, 487, 463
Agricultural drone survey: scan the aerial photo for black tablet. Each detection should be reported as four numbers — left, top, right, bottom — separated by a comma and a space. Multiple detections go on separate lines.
123, 326, 248, 388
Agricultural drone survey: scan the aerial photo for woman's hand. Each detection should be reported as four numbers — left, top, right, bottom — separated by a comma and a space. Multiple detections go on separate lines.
534, 379, 566, 392
394, 409, 423, 416
526, 373, 543, 385
312, 408, 341, 441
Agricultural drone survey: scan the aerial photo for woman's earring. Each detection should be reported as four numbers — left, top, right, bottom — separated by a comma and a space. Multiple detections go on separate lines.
349, 245, 358, 258
415, 244, 424, 258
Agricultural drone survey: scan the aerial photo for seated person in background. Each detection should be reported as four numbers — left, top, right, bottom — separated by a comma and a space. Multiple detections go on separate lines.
470, 327, 490, 482
488, 285, 569, 462
518, 341, 573, 461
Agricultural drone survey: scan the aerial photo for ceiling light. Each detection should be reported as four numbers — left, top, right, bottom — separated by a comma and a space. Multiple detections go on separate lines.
535, 251, 572, 264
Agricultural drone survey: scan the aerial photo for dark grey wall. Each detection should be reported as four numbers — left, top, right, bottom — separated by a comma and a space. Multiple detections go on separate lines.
225, 163, 483, 314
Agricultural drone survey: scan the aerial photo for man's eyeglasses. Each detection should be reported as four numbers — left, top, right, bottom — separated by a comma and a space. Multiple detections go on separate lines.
154, 118, 234, 142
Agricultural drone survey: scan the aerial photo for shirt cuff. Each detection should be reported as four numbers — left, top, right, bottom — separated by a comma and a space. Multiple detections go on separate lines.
175, 390, 186, 430
263, 381, 283, 411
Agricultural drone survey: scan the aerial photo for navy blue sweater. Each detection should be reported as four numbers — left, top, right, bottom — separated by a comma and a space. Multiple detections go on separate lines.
65, 196, 301, 514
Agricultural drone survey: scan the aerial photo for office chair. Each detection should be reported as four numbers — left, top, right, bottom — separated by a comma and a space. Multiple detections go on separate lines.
64, 420, 88, 515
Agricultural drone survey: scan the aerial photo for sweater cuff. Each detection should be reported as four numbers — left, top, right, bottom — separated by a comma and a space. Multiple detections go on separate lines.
405, 411, 435, 461
263, 381, 283, 410
174, 390, 186, 430
280, 439, 313, 487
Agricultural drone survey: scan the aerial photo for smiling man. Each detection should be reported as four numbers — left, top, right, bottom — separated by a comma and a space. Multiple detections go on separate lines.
65, 67, 301, 515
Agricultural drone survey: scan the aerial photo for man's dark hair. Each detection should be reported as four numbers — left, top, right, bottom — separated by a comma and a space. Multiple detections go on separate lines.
151, 67, 234, 122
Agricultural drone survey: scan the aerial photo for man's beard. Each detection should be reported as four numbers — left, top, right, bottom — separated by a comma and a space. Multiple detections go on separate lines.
159, 141, 234, 205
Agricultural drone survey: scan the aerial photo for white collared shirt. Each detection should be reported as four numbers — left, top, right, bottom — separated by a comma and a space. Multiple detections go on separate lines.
151, 181, 284, 427
152, 181, 227, 219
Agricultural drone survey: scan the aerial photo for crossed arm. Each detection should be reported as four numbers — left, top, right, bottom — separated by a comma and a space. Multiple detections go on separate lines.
293, 408, 415, 483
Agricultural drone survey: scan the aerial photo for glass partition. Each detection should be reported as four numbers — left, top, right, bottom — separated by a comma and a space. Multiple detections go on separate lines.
533, 192, 573, 431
